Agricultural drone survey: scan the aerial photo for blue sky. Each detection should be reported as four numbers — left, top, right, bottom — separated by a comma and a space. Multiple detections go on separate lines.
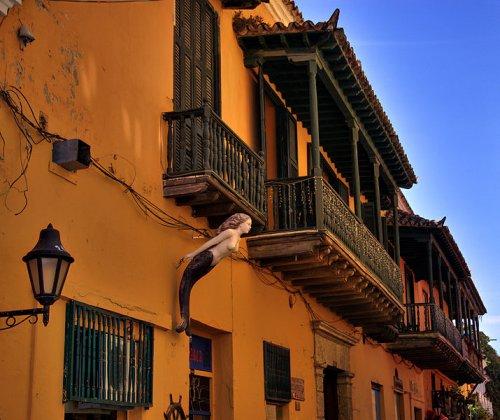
294, 1, 500, 351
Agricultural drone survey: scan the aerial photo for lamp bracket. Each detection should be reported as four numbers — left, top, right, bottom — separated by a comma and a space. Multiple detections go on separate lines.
0, 305, 49, 330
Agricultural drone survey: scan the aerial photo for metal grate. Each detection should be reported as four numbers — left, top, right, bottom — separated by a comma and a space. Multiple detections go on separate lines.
263, 341, 291, 404
63, 301, 153, 408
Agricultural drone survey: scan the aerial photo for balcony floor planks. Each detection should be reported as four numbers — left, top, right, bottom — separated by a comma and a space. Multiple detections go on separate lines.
164, 173, 266, 228
385, 332, 482, 383
246, 229, 403, 335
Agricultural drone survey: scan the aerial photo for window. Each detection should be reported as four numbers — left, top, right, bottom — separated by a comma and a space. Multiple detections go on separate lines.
276, 107, 298, 179
371, 383, 384, 420
174, 0, 220, 112
263, 342, 291, 404
63, 301, 153, 408
189, 335, 213, 420
190, 374, 211, 420
393, 370, 404, 420
413, 407, 422, 420
394, 392, 404, 420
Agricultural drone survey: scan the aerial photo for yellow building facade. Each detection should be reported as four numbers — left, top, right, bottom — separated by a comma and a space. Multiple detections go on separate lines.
0, 1, 485, 419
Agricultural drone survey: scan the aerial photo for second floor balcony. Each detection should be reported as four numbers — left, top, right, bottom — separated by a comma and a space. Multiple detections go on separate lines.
387, 303, 484, 383
163, 104, 266, 228
246, 176, 403, 340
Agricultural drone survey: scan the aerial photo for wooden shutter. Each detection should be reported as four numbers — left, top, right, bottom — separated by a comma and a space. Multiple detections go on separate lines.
263, 341, 291, 404
173, 0, 220, 113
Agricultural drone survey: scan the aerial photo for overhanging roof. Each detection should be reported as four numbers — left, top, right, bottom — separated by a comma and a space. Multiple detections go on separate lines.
391, 209, 486, 315
234, 10, 417, 189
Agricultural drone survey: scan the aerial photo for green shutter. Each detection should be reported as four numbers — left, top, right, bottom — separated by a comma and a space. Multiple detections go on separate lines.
63, 301, 153, 408
263, 341, 291, 404
173, 0, 219, 112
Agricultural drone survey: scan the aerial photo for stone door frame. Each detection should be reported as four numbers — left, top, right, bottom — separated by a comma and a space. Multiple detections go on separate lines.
311, 320, 358, 420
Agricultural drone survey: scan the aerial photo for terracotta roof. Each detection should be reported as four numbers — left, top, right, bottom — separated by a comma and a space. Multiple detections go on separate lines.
392, 209, 446, 229
334, 29, 417, 186
280, 0, 304, 24
233, 8, 338, 36
234, 10, 417, 188
390, 209, 486, 315
390, 209, 469, 275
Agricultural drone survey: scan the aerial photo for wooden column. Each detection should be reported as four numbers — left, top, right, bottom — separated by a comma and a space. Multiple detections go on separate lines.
427, 238, 435, 304
371, 157, 383, 243
258, 63, 267, 157
455, 278, 463, 334
472, 312, 478, 349
392, 191, 401, 264
437, 256, 444, 309
349, 120, 362, 218
464, 298, 471, 337
475, 315, 481, 351
308, 60, 321, 177
446, 269, 454, 321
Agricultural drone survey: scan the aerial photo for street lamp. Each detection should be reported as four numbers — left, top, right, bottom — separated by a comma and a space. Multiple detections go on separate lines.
0, 224, 74, 330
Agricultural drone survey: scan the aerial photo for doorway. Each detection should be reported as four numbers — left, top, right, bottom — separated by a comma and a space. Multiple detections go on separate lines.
323, 366, 341, 420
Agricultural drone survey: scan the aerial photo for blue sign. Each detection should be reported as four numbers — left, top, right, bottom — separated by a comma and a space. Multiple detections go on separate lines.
190, 335, 212, 372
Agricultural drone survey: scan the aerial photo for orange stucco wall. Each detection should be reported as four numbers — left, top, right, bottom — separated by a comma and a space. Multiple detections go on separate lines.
0, 1, 431, 419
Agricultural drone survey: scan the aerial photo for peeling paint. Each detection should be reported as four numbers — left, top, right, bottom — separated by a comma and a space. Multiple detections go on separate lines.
43, 82, 61, 105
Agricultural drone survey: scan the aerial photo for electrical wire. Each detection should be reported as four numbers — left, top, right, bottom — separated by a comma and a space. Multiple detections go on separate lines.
1, 86, 408, 360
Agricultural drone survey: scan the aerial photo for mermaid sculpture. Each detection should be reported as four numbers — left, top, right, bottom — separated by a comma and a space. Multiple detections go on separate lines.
175, 213, 252, 336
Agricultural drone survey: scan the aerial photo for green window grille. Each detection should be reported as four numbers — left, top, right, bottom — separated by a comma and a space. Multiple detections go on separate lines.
263, 341, 291, 404
63, 301, 153, 408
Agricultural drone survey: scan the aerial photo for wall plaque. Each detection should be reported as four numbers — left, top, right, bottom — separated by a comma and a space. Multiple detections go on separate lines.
291, 377, 305, 401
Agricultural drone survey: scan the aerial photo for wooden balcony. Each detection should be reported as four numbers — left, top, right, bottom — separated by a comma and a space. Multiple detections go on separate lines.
387, 303, 484, 383
246, 176, 403, 339
432, 390, 469, 419
461, 337, 484, 383
163, 104, 266, 228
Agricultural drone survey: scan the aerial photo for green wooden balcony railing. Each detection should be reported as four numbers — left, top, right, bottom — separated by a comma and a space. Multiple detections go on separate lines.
163, 103, 266, 215
403, 302, 462, 354
266, 176, 403, 299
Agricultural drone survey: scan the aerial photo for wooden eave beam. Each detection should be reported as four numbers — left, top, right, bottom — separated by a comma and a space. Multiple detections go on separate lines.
245, 46, 408, 188
315, 52, 399, 190
327, 44, 410, 188
430, 235, 461, 281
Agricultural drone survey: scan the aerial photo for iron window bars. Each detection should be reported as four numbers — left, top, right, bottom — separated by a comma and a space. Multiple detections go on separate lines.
263, 341, 291, 404
63, 301, 153, 408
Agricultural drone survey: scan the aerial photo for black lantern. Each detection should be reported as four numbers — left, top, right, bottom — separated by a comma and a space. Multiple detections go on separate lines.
23, 224, 74, 307
0, 224, 74, 329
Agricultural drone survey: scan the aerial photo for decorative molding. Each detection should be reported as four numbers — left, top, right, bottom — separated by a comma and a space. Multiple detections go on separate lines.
0, 0, 21, 17
311, 320, 359, 346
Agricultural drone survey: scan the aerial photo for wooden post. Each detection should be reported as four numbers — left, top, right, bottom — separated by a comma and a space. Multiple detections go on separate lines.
464, 298, 471, 338
471, 312, 478, 349
308, 60, 321, 177
202, 101, 211, 170
475, 315, 481, 352
446, 269, 454, 321
349, 120, 362, 218
392, 191, 401, 264
166, 117, 174, 174
455, 278, 463, 334
258, 63, 267, 159
437, 256, 444, 309
427, 238, 435, 304
371, 157, 383, 243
